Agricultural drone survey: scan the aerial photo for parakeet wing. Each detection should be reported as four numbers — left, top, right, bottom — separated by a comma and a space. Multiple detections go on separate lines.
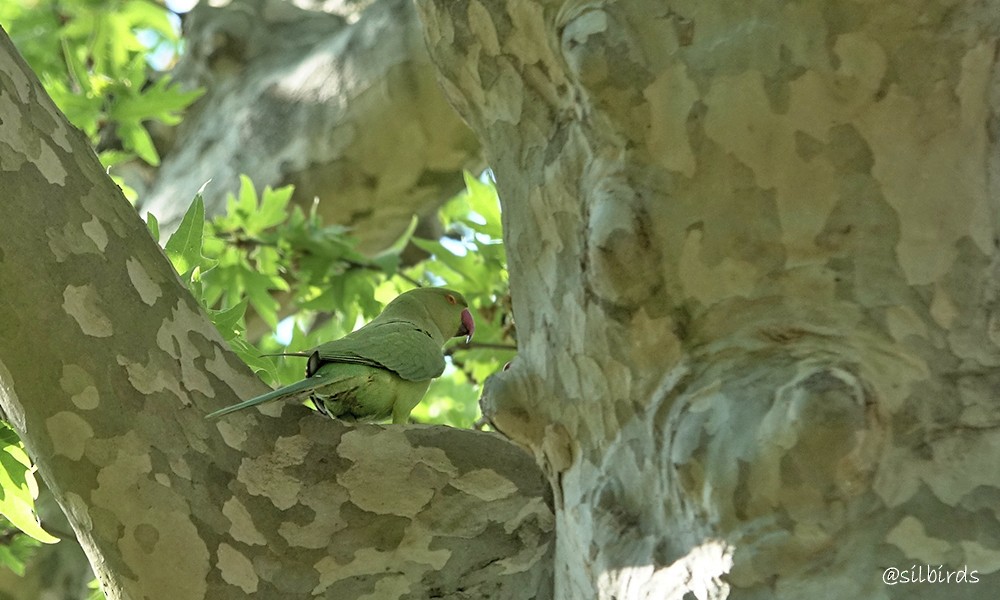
205, 368, 351, 419
314, 320, 446, 382
206, 365, 382, 419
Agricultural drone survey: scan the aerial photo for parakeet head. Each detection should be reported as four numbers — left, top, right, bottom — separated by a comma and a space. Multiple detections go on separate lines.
383, 287, 475, 343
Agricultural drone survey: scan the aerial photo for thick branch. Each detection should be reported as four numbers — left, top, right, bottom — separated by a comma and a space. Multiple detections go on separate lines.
135, 0, 482, 254
0, 27, 552, 600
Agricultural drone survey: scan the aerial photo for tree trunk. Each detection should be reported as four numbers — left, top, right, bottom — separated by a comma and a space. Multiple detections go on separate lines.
417, 0, 1000, 598
0, 27, 552, 600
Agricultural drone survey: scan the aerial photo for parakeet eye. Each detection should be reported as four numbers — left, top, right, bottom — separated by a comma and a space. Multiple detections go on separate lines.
445, 294, 457, 305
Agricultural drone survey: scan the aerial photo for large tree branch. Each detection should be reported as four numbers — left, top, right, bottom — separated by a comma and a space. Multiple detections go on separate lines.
135, 0, 482, 254
0, 27, 552, 600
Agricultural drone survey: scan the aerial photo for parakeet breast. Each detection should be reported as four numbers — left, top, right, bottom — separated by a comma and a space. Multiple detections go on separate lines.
309, 363, 430, 423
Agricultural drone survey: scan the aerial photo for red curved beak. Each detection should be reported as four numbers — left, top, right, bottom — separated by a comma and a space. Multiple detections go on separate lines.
457, 308, 475, 343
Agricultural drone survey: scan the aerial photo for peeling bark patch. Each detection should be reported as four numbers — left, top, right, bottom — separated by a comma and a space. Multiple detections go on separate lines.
169, 456, 192, 481
858, 41, 994, 285
154, 300, 217, 399
0, 44, 73, 147
60, 363, 100, 410
90, 433, 210, 598
644, 64, 698, 176
451, 468, 518, 501
366, 577, 413, 599
929, 284, 959, 329
237, 435, 311, 509
468, 1, 500, 56
46, 411, 93, 460
338, 429, 457, 516
961, 540, 1000, 575
679, 227, 759, 305
886, 516, 951, 563
217, 419, 249, 451
126, 258, 162, 306
222, 497, 268, 545
217, 542, 259, 593
876, 430, 1000, 508
47, 222, 104, 261
35, 139, 67, 184
204, 346, 261, 408
584, 179, 664, 308
312, 530, 451, 595
81, 216, 108, 252
117, 354, 183, 399
62, 284, 113, 337
278, 480, 349, 549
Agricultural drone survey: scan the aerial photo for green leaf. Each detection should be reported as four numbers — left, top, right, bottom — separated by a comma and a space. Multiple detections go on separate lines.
86, 577, 106, 600
244, 270, 283, 329
5, 0, 190, 169
371, 253, 399, 275
410, 238, 474, 282
234, 174, 258, 218
61, 37, 92, 95
209, 299, 248, 340
0, 425, 58, 544
117, 121, 160, 166
228, 338, 279, 382
383, 215, 419, 257
164, 195, 205, 275
122, 0, 179, 41
0, 426, 18, 446
99, 149, 134, 169
110, 77, 203, 124
0, 521, 40, 576
145, 212, 160, 243
246, 184, 294, 233
462, 171, 503, 238
43, 77, 102, 136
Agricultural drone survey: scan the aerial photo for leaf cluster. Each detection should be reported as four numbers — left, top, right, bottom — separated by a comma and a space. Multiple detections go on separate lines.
154, 174, 515, 427
0, 423, 58, 576
1, 0, 203, 172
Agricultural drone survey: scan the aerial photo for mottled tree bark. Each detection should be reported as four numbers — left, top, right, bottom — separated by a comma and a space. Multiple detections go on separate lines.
134, 0, 481, 254
0, 27, 552, 600
418, 0, 1000, 598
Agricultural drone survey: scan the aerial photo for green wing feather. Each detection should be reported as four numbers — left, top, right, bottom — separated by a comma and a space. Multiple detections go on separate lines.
205, 368, 363, 419
206, 377, 318, 419
313, 320, 446, 381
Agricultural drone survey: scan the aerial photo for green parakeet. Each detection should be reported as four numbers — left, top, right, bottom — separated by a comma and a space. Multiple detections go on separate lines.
206, 287, 475, 424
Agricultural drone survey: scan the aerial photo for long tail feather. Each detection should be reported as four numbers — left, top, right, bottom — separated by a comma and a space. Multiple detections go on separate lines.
205, 377, 322, 419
